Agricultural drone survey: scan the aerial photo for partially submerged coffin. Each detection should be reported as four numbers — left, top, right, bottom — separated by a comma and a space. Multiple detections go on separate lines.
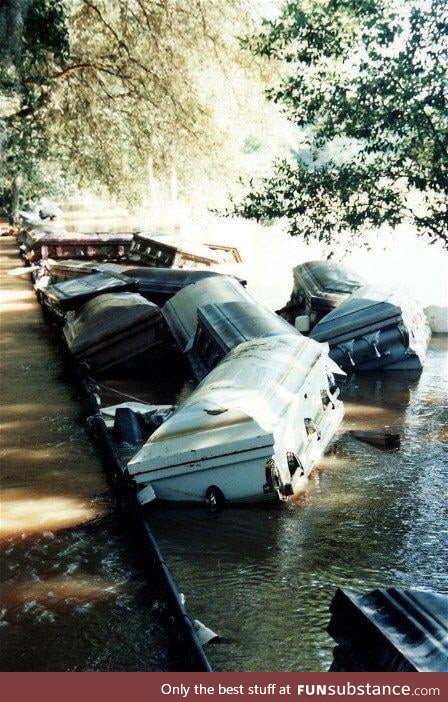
284, 260, 366, 326
63, 292, 168, 372
127, 334, 344, 504
41, 272, 136, 312
26, 231, 134, 262
130, 232, 240, 268
191, 301, 297, 381
162, 275, 252, 352
310, 285, 431, 371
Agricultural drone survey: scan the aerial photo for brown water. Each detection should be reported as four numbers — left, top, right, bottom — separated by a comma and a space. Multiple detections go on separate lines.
1, 234, 447, 672
0, 237, 177, 671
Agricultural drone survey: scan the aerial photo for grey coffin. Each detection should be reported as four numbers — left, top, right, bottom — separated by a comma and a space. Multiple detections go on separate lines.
63, 292, 169, 372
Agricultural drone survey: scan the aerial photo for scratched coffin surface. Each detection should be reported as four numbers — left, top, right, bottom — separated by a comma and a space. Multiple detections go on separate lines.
328, 588, 448, 672
63, 292, 168, 372
128, 334, 344, 504
288, 260, 366, 325
162, 275, 253, 352
42, 272, 136, 311
310, 285, 431, 371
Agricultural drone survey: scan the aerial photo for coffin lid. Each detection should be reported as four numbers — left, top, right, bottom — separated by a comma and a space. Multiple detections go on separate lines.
310, 285, 405, 343
328, 587, 448, 672
63, 292, 160, 353
43, 272, 134, 309
124, 267, 229, 294
134, 231, 219, 261
47, 259, 125, 275
162, 275, 253, 350
197, 300, 297, 354
31, 231, 134, 248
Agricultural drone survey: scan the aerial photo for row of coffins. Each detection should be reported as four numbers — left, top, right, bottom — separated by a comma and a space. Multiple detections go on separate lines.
127, 276, 345, 504
19, 217, 241, 268
20, 206, 431, 505
35, 261, 345, 505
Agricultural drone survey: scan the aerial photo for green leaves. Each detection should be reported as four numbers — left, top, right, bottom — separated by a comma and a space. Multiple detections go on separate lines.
237, 0, 448, 247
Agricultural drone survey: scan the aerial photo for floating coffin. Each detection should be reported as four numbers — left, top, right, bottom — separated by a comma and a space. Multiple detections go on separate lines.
191, 300, 297, 380
130, 232, 222, 268
26, 231, 134, 261
162, 275, 253, 352
310, 285, 431, 371
41, 272, 136, 312
127, 334, 344, 504
287, 260, 365, 325
63, 292, 169, 372
328, 588, 448, 672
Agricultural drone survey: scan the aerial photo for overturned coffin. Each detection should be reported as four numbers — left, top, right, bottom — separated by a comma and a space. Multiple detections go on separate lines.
328, 587, 448, 672
63, 292, 169, 372
41, 271, 136, 312
310, 285, 431, 371
26, 231, 134, 262
130, 232, 239, 268
284, 260, 366, 326
127, 334, 344, 504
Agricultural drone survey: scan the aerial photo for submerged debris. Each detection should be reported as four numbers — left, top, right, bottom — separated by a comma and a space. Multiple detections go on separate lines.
349, 430, 400, 450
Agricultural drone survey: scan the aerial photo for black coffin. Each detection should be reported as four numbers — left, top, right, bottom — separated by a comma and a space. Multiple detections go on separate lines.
122, 267, 245, 306
328, 587, 448, 672
290, 260, 365, 324
42, 272, 136, 311
309, 286, 430, 371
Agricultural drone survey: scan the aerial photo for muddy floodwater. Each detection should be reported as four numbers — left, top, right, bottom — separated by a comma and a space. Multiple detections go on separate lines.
1, 234, 447, 672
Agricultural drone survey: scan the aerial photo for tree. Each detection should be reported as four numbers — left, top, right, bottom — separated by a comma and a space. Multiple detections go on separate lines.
0, 0, 71, 215
1, 0, 263, 216
236, 0, 448, 247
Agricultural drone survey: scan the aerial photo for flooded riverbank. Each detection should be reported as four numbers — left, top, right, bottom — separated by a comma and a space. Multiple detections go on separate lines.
1, 233, 447, 672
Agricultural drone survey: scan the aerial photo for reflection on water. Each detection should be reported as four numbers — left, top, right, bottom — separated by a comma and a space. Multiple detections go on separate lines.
148, 337, 448, 672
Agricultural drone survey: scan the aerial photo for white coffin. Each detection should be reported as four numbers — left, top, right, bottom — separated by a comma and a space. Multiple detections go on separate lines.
128, 334, 344, 504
